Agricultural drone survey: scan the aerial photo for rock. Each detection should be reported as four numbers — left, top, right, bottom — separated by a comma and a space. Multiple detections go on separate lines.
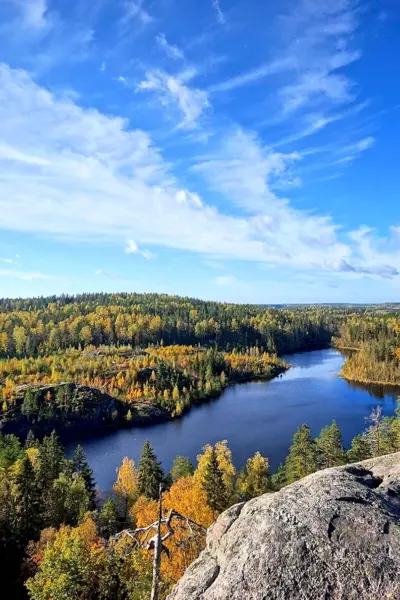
167, 453, 400, 600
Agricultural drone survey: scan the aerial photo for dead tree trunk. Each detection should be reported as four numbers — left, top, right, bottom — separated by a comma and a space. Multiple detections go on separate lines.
150, 484, 163, 600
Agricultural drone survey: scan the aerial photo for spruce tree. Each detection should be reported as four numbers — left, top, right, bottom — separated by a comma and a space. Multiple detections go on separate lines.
347, 434, 371, 462
316, 421, 346, 469
202, 447, 227, 516
38, 431, 64, 489
25, 430, 39, 450
72, 445, 96, 508
270, 463, 287, 491
284, 424, 318, 484
13, 455, 42, 546
137, 441, 164, 499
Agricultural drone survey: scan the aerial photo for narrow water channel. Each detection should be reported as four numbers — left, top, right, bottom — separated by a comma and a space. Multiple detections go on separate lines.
67, 349, 399, 491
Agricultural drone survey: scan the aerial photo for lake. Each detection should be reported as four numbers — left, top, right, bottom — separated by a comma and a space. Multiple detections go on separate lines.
67, 348, 399, 491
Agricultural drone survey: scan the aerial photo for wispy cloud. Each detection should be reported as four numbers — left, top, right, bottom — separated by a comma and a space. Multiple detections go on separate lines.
212, 0, 226, 25
0, 268, 51, 280
16, 0, 49, 30
193, 128, 301, 213
121, 0, 152, 26
273, 101, 369, 148
124, 239, 156, 259
0, 257, 14, 264
95, 269, 128, 280
209, 0, 362, 123
334, 136, 375, 165
0, 64, 397, 280
137, 68, 210, 129
208, 57, 294, 94
156, 33, 184, 60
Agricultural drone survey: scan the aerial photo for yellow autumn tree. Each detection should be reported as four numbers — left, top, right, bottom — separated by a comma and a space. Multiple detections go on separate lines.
113, 457, 138, 523
132, 475, 212, 585
194, 440, 236, 498
237, 451, 270, 500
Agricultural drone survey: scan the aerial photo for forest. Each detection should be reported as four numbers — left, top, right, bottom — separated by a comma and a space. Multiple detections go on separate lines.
333, 313, 400, 385
0, 293, 344, 437
1, 406, 399, 599
1, 293, 400, 598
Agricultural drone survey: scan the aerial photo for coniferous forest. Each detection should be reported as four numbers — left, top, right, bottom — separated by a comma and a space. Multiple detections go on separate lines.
1, 293, 400, 598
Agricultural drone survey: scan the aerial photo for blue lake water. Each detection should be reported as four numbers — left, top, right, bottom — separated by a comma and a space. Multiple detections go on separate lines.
67, 348, 399, 491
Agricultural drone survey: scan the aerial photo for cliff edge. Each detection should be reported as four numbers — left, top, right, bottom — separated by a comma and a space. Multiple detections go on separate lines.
168, 453, 400, 600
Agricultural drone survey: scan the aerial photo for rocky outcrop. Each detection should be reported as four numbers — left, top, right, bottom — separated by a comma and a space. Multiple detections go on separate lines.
1, 382, 170, 439
168, 453, 400, 600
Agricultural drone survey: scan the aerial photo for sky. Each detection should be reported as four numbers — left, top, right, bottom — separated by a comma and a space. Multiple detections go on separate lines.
0, 0, 399, 303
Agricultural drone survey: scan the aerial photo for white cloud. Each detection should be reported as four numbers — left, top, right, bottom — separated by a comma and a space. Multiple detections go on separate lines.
212, 0, 226, 25
121, 0, 152, 26
0, 257, 14, 264
95, 269, 128, 280
281, 71, 354, 115
193, 128, 301, 213
125, 240, 139, 254
0, 143, 51, 166
156, 33, 184, 60
141, 249, 156, 260
16, 0, 48, 29
0, 268, 50, 280
208, 57, 294, 94
333, 136, 375, 165
137, 69, 210, 129
209, 0, 362, 123
0, 64, 398, 279
125, 240, 156, 259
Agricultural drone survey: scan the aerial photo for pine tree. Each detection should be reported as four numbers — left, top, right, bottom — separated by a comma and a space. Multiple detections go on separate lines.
12, 455, 42, 545
347, 434, 371, 462
364, 407, 391, 457
270, 463, 286, 491
316, 421, 346, 469
137, 441, 164, 500
284, 424, 318, 484
202, 447, 227, 516
38, 431, 64, 489
25, 430, 39, 450
72, 445, 96, 508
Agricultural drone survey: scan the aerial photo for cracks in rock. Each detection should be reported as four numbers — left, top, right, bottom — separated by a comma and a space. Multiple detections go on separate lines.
336, 496, 371, 506
204, 563, 220, 594
327, 514, 339, 541
345, 466, 383, 490
383, 521, 390, 535
220, 502, 246, 538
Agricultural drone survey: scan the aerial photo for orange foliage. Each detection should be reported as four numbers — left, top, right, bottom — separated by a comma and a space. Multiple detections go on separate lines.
132, 475, 212, 584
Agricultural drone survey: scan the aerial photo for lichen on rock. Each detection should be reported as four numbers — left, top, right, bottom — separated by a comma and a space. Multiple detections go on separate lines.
168, 453, 400, 600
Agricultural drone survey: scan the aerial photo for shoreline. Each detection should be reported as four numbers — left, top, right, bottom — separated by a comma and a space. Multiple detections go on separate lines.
1, 363, 290, 443
340, 373, 400, 389
334, 344, 400, 389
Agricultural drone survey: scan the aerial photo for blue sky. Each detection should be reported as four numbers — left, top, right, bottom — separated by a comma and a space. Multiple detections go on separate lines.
0, 0, 399, 303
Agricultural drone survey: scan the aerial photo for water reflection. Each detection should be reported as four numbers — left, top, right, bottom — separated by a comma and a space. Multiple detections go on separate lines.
344, 378, 400, 400
67, 348, 399, 492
